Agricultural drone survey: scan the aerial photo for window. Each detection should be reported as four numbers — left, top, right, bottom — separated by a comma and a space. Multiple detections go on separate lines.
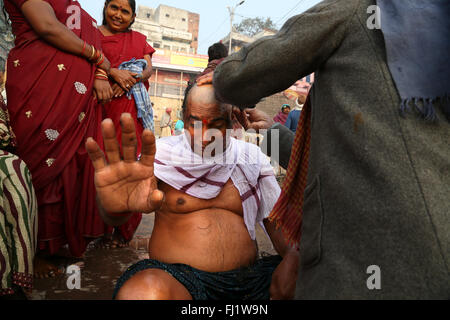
153, 43, 161, 48
163, 45, 170, 50
182, 18, 186, 21
146, 13, 151, 19
165, 14, 170, 17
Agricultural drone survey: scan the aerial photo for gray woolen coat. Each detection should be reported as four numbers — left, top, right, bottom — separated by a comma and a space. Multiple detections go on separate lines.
213, 0, 449, 299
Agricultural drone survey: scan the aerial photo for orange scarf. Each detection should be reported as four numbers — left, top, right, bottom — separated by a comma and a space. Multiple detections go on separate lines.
268, 96, 312, 248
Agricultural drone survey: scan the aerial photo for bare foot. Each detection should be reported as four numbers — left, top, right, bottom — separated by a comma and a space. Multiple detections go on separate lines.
33, 254, 63, 279
89, 234, 115, 249
111, 232, 129, 249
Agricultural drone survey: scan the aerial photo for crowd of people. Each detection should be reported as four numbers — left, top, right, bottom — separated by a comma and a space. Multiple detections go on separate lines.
0, 0, 448, 300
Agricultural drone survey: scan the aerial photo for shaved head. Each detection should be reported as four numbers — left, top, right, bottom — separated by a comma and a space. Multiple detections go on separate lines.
187, 84, 217, 106
182, 83, 233, 156
183, 84, 231, 123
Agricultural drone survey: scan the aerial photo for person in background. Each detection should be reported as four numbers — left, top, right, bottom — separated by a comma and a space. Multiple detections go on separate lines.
273, 104, 291, 125
173, 119, 184, 136
4, 0, 112, 277
160, 107, 173, 137
95, 0, 155, 248
198, 42, 228, 78
284, 95, 305, 132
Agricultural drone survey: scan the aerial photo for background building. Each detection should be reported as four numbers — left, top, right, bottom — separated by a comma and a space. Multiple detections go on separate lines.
221, 28, 276, 53
133, 4, 199, 54
146, 49, 208, 136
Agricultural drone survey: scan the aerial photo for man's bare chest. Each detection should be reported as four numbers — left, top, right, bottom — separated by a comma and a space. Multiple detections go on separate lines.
158, 179, 244, 216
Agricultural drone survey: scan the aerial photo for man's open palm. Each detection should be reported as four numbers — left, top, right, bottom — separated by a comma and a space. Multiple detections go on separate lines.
86, 113, 164, 214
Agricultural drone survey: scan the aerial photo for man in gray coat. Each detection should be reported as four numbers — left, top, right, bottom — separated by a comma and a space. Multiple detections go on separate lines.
198, 0, 449, 299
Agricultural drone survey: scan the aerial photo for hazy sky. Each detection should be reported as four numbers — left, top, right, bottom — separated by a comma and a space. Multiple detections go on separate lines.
78, 0, 322, 55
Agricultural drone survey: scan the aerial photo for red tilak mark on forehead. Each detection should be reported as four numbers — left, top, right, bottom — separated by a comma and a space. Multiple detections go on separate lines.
202, 119, 208, 125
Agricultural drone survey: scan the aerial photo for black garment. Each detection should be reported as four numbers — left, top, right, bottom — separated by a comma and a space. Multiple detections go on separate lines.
113, 255, 282, 300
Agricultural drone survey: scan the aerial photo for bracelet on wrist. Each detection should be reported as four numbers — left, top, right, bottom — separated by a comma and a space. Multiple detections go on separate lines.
88, 45, 96, 60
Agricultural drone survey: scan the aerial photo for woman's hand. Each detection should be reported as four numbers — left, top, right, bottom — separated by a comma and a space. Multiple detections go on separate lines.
93, 79, 113, 105
110, 68, 137, 92
112, 83, 126, 98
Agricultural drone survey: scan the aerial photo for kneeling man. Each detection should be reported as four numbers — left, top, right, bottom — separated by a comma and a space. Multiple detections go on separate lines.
86, 84, 298, 300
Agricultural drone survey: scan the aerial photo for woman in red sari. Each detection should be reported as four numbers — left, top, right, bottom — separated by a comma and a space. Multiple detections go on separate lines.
4, 0, 113, 276
97, 0, 155, 247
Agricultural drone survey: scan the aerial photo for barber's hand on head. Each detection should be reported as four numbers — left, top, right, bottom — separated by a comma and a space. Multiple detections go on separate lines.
93, 79, 113, 105
111, 83, 126, 98
110, 68, 137, 92
196, 71, 214, 86
270, 250, 299, 300
86, 113, 164, 214
232, 107, 274, 132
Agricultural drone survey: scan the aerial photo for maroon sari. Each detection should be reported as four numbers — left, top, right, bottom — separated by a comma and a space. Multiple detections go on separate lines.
5, 0, 104, 257
273, 111, 289, 125
100, 30, 155, 241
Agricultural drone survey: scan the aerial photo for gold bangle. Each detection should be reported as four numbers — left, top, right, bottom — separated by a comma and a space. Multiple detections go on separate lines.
96, 68, 107, 75
88, 45, 95, 60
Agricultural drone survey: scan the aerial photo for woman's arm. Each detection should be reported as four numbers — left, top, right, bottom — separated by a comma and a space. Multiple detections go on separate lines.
21, 0, 110, 73
140, 54, 153, 82
22, 1, 88, 57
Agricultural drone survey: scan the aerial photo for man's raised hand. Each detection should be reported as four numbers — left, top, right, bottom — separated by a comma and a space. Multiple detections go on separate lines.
86, 113, 164, 215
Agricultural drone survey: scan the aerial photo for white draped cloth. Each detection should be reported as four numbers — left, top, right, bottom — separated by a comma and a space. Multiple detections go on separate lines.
154, 134, 281, 240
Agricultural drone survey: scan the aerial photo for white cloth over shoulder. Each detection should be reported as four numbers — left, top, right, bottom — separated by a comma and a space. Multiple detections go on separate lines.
154, 134, 281, 240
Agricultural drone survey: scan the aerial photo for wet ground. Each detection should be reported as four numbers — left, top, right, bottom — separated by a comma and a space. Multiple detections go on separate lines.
31, 212, 277, 300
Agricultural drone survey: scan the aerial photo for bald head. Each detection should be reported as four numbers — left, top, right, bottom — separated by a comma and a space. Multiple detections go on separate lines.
183, 84, 231, 123
187, 84, 218, 107
182, 83, 233, 156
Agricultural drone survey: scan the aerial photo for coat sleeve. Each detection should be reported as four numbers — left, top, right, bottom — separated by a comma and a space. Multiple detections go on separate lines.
213, 0, 359, 107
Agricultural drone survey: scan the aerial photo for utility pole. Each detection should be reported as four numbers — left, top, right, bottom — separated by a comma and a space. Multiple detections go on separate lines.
227, 1, 245, 54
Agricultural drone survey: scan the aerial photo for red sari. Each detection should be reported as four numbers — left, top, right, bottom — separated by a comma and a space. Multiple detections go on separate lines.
100, 30, 155, 241
5, 0, 104, 257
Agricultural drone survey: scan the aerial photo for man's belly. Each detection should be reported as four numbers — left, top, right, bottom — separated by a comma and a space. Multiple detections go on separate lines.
148, 208, 258, 272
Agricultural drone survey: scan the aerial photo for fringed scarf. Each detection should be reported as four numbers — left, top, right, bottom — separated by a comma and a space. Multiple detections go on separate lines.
268, 96, 312, 248
377, 0, 450, 122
